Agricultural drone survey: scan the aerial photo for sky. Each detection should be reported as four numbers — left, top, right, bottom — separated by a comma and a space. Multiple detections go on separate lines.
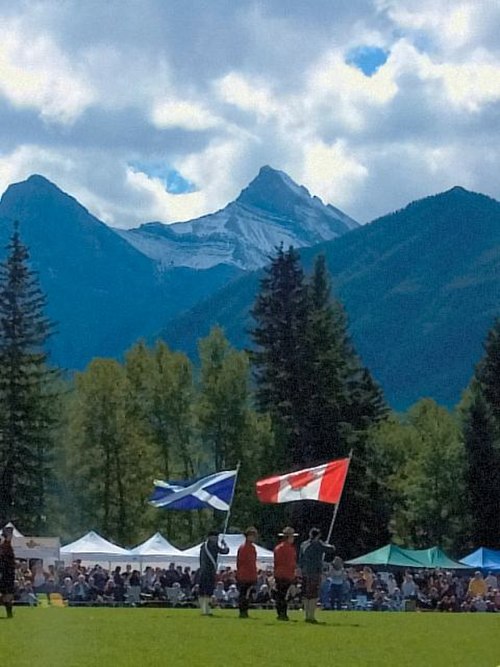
0, 0, 499, 228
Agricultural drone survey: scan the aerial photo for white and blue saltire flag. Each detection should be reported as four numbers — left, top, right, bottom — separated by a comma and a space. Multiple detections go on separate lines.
149, 470, 237, 511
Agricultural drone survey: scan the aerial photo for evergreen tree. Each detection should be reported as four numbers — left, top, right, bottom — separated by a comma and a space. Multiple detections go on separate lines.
0, 224, 57, 533
250, 250, 388, 549
476, 317, 500, 423
250, 246, 311, 469
463, 386, 500, 548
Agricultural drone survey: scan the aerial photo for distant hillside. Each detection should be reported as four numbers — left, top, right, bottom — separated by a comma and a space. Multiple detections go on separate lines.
0, 175, 241, 369
161, 186, 500, 409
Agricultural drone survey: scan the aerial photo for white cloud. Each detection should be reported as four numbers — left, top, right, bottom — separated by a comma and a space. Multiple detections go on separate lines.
0, 19, 94, 123
0, 0, 499, 227
301, 140, 369, 206
151, 99, 222, 131
216, 72, 281, 119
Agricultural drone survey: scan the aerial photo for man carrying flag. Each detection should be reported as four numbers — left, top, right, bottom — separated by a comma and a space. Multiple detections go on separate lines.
299, 527, 334, 624
198, 531, 229, 616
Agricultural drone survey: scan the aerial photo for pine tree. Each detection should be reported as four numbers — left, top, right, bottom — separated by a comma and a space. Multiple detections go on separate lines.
0, 223, 57, 533
250, 250, 389, 549
476, 317, 500, 423
463, 387, 500, 548
250, 246, 311, 469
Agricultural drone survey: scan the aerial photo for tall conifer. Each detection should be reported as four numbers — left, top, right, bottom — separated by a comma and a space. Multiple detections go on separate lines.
0, 223, 57, 533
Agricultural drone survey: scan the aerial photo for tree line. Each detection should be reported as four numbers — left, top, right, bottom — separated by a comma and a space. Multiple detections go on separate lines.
0, 228, 499, 556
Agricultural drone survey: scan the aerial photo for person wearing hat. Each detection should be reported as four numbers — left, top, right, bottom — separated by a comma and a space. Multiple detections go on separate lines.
0, 526, 15, 619
236, 527, 258, 619
198, 531, 229, 616
298, 527, 335, 623
273, 526, 298, 621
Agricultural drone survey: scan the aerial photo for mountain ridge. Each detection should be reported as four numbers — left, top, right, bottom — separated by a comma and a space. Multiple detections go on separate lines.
160, 185, 500, 409
115, 165, 358, 271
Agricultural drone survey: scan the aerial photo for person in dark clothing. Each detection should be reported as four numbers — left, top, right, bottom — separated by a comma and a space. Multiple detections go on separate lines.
198, 531, 229, 616
0, 527, 16, 619
299, 527, 335, 623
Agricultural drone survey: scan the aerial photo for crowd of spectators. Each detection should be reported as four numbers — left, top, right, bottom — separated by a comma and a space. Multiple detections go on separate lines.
12, 557, 500, 612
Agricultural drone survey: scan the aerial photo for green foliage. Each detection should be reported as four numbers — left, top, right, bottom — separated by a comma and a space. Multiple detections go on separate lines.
461, 317, 500, 548
0, 224, 59, 534
373, 399, 466, 550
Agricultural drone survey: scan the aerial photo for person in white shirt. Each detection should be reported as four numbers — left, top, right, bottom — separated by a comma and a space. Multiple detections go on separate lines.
401, 573, 417, 598
485, 572, 498, 591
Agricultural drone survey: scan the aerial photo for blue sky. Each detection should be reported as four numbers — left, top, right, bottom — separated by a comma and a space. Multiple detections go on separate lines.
0, 0, 499, 227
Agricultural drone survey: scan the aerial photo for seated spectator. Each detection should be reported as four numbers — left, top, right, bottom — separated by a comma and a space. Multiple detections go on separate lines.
468, 572, 487, 599
212, 581, 228, 607
485, 571, 498, 591
402, 573, 417, 599
372, 588, 390, 611
72, 575, 90, 603
60, 577, 74, 600
19, 581, 38, 607
388, 587, 403, 611
255, 584, 272, 607
227, 584, 239, 607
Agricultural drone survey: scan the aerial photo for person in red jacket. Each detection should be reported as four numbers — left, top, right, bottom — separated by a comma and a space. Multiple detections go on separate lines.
236, 527, 258, 618
273, 526, 298, 621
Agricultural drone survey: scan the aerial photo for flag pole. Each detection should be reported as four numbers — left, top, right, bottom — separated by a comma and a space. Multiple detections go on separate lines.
221, 461, 241, 541
326, 450, 353, 545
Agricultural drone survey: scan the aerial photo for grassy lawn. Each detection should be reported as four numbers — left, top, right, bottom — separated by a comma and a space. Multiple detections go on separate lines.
1, 607, 499, 667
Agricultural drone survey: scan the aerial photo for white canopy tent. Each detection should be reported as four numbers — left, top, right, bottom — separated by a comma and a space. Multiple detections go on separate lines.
130, 532, 197, 567
182, 534, 274, 568
60, 531, 133, 564
3, 522, 24, 538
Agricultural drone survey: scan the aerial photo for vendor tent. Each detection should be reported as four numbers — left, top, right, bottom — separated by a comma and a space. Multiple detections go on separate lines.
401, 547, 469, 570
3, 522, 23, 538
460, 547, 500, 571
346, 545, 424, 568
130, 532, 196, 565
60, 531, 132, 563
182, 534, 274, 568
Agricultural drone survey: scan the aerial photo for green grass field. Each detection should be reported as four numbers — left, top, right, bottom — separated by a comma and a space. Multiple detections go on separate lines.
2, 607, 499, 667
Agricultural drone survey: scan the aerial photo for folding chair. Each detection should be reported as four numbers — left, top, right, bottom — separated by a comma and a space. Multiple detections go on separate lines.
35, 593, 49, 608
49, 593, 67, 607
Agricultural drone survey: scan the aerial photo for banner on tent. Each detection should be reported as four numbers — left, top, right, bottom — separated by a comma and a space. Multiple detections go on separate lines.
12, 536, 60, 562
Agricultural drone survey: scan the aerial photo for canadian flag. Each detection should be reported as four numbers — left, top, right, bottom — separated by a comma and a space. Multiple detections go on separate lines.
256, 458, 350, 504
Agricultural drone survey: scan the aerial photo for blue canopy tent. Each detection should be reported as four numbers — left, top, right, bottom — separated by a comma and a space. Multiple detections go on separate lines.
460, 548, 500, 571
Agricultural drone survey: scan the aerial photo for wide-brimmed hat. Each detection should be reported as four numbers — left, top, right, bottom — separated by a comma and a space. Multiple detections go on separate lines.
279, 526, 298, 537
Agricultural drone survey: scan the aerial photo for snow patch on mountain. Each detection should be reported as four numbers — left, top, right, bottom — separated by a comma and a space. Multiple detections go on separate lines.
116, 166, 359, 271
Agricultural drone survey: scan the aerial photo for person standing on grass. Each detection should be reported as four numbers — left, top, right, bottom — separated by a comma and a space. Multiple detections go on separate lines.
298, 527, 335, 624
273, 526, 298, 621
236, 527, 258, 619
0, 526, 16, 619
198, 531, 229, 616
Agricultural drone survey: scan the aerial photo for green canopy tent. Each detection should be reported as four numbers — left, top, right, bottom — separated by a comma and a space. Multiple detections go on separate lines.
346, 544, 424, 568
399, 547, 470, 570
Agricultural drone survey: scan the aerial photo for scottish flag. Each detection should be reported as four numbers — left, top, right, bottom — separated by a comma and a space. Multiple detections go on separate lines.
149, 470, 237, 511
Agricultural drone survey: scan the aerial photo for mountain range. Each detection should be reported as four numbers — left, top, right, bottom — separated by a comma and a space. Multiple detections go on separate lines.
0, 168, 498, 409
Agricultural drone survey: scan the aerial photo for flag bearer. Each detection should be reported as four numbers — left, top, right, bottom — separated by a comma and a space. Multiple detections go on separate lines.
0, 526, 15, 619
273, 526, 298, 621
198, 531, 229, 616
236, 527, 258, 618
299, 527, 335, 624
